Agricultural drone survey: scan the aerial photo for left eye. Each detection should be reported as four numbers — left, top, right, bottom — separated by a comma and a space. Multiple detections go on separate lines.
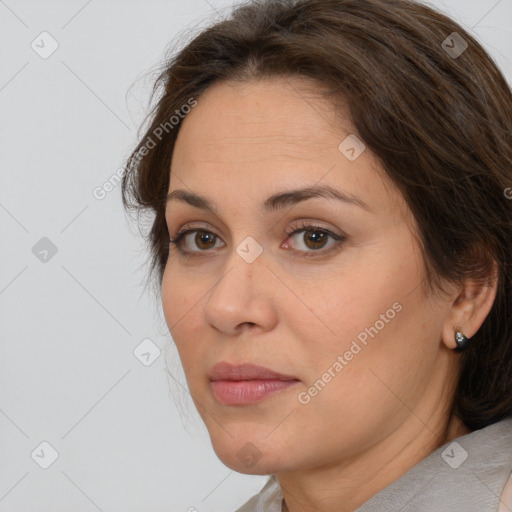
285, 227, 341, 251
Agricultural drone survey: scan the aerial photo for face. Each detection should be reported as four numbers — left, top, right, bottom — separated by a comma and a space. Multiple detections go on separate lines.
162, 77, 457, 475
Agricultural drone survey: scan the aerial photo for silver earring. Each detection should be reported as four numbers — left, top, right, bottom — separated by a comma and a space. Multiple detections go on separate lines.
454, 330, 469, 352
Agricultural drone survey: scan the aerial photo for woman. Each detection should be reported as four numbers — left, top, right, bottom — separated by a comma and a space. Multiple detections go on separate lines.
121, 0, 512, 510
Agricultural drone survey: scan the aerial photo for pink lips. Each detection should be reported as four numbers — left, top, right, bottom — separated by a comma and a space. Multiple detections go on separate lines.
209, 362, 300, 405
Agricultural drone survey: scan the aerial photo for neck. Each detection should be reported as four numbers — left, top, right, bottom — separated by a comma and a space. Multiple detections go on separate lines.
278, 413, 470, 512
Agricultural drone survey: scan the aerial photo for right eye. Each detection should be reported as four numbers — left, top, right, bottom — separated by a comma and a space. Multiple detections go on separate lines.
169, 229, 225, 254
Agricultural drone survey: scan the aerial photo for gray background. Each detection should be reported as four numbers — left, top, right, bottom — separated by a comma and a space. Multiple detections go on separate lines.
0, 0, 510, 510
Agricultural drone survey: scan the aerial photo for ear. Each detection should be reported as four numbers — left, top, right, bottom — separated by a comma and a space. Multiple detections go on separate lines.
441, 260, 498, 350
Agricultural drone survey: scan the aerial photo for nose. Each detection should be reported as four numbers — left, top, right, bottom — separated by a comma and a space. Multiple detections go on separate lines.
203, 249, 278, 336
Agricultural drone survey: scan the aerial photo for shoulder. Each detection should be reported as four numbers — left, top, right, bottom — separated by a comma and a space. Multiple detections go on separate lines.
357, 416, 512, 512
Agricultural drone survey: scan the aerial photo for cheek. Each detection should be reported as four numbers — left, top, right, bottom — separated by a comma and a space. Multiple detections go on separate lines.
282, 266, 398, 362
293, 278, 436, 419
284, 236, 427, 387
161, 267, 206, 368
161, 261, 205, 326
161, 267, 183, 332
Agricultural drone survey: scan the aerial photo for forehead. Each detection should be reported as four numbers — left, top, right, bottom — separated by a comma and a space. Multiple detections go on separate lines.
168, 77, 403, 218
173, 77, 349, 162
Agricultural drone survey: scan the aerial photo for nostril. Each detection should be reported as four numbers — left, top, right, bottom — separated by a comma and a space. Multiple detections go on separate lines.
238, 321, 256, 331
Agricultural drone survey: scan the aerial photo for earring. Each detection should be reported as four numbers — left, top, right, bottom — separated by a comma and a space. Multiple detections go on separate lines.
454, 330, 470, 352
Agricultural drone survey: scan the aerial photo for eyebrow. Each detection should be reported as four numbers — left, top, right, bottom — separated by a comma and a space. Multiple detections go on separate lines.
165, 184, 369, 213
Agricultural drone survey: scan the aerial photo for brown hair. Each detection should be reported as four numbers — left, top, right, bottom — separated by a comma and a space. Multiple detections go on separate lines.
122, 0, 512, 431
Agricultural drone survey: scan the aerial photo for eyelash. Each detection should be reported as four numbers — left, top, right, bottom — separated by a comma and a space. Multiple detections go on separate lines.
168, 220, 346, 259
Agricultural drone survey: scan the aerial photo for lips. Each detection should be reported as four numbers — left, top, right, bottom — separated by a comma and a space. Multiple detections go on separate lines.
209, 362, 298, 381
209, 362, 300, 405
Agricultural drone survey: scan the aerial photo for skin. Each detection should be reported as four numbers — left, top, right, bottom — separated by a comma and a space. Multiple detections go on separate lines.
161, 76, 497, 512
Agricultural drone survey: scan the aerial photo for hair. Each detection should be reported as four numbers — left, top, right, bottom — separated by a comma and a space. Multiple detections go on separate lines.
121, 0, 512, 431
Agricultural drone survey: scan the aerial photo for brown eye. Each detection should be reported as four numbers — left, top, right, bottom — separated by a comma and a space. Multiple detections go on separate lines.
287, 227, 340, 252
302, 230, 329, 250
169, 228, 224, 253
194, 231, 217, 250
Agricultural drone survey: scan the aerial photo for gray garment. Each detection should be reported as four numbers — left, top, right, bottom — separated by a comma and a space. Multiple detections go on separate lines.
235, 416, 512, 512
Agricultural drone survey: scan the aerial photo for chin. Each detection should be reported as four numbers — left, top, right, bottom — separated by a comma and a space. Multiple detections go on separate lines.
210, 434, 285, 475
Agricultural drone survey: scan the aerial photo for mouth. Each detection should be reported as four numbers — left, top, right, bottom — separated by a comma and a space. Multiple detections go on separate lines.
209, 362, 300, 405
